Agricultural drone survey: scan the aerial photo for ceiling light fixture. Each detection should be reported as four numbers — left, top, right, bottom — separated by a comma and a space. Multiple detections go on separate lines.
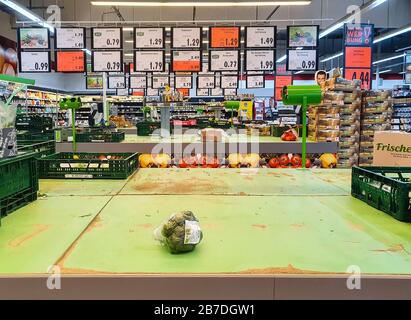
396, 45, 411, 52
91, 1, 312, 7
375, 69, 391, 74
373, 53, 405, 65
374, 22, 411, 44
320, 52, 343, 63
276, 55, 287, 63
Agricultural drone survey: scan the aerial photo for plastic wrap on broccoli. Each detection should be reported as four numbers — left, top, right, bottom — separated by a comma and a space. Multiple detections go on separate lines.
155, 211, 203, 254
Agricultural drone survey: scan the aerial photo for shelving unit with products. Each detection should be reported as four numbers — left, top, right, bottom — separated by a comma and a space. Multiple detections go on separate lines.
390, 85, 411, 133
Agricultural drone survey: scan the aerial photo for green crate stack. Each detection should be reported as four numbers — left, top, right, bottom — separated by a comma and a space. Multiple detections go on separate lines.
17, 140, 56, 159
0, 152, 38, 221
76, 131, 125, 143
137, 121, 161, 136
351, 166, 411, 222
37, 152, 139, 179
17, 130, 55, 142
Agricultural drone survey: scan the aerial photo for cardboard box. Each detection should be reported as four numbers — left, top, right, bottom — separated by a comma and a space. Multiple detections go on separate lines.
0, 128, 17, 158
373, 131, 411, 166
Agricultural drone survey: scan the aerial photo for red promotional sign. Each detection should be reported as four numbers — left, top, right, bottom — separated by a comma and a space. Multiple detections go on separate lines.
344, 68, 371, 90
56, 51, 85, 72
345, 47, 372, 68
210, 27, 240, 48
275, 75, 293, 100
344, 24, 374, 46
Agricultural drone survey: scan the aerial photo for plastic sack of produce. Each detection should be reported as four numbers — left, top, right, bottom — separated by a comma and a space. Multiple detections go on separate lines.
0, 101, 16, 129
154, 210, 203, 254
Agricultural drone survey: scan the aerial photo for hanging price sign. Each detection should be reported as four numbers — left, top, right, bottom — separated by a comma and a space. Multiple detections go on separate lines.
92, 51, 123, 72
92, 28, 122, 49
245, 50, 275, 71
344, 46, 372, 68
345, 68, 371, 90
197, 88, 209, 96
172, 27, 202, 48
129, 75, 147, 89
18, 28, 50, 49
171, 50, 201, 72
108, 76, 126, 89
287, 49, 317, 71
210, 87, 223, 96
245, 26, 276, 48
56, 51, 85, 72
146, 88, 159, 96
55, 28, 85, 49
246, 75, 265, 88
134, 51, 165, 72
134, 27, 164, 49
175, 76, 193, 89
210, 26, 240, 48
224, 88, 237, 96
19, 51, 50, 73
221, 75, 238, 89
197, 75, 215, 89
152, 75, 169, 89
209, 50, 239, 71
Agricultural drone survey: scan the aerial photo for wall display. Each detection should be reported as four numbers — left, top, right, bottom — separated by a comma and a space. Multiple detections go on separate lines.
224, 88, 237, 96
152, 75, 169, 89
197, 75, 215, 89
196, 88, 209, 96
287, 49, 317, 71
245, 50, 275, 71
172, 27, 202, 48
108, 76, 126, 89
345, 68, 371, 90
92, 51, 123, 72
209, 50, 239, 72
175, 76, 193, 89
344, 46, 372, 68
18, 27, 50, 49
134, 51, 165, 72
171, 50, 202, 72
92, 28, 122, 49
0, 35, 18, 76
287, 25, 319, 48
55, 51, 85, 73
19, 51, 50, 73
55, 28, 85, 49
245, 26, 276, 48
246, 75, 265, 89
134, 27, 165, 49
129, 75, 147, 89
146, 88, 159, 96
344, 24, 374, 47
86, 76, 103, 89
209, 26, 240, 48
221, 75, 238, 89
210, 87, 223, 96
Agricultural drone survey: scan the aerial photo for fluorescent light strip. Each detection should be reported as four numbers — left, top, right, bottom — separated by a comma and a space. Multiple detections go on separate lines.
276, 55, 287, 63
396, 45, 411, 52
374, 23, 411, 44
373, 53, 405, 65
82, 49, 92, 56
294, 71, 304, 74
0, 0, 54, 33
399, 71, 406, 74
375, 69, 391, 74
91, 1, 311, 7
320, 52, 343, 63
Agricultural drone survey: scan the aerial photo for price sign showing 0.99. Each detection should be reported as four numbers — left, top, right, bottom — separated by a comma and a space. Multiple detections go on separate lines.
92, 51, 122, 72
287, 49, 317, 71
19, 51, 50, 73
134, 51, 165, 72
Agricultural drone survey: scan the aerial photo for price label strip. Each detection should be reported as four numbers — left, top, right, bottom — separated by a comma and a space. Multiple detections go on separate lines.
246, 75, 265, 88
92, 28, 122, 49
224, 88, 237, 96
92, 51, 123, 72
175, 76, 193, 89
171, 50, 201, 72
108, 76, 126, 89
197, 75, 215, 89
209, 50, 240, 72
287, 49, 317, 71
19, 51, 50, 73
129, 75, 147, 89
152, 75, 169, 89
245, 26, 276, 48
245, 50, 275, 71
172, 27, 201, 48
55, 28, 85, 49
221, 75, 238, 89
134, 51, 165, 72
134, 27, 164, 49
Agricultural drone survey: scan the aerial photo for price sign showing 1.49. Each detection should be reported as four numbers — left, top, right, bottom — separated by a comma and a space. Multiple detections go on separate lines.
287, 49, 317, 71
172, 27, 201, 48
135, 27, 164, 49
19, 51, 50, 72
245, 26, 276, 48
152, 76, 169, 89
197, 76, 215, 89
92, 51, 122, 72
56, 28, 85, 49
345, 68, 371, 90
209, 50, 239, 71
247, 75, 265, 88
221, 76, 238, 89
245, 50, 275, 71
92, 28, 122, 49
135, 51, 164, 72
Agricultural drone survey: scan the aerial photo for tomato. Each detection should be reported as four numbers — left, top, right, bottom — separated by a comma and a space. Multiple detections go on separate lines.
279, 154, 290, 166
290, 155, 302, 167
268, 157, 280, 168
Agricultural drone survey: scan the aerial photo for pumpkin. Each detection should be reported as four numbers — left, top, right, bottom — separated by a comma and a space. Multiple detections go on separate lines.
319, 153, 337, 168
228, 153, 243, 168
139, 154, 154, 168
243, 153, 260, 168
153, 153, 171, 168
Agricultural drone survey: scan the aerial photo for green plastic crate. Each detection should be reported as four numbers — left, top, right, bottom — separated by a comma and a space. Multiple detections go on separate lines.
0, 152, 38, 219
38, 152, 139, 179
351, 166, 411, 222
137, 121, 161, 136
76, 131, 125, 143
17, 140, 56, 159
17, 130, 55, 142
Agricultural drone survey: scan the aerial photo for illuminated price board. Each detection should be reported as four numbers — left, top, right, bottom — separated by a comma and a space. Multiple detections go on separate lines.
134, 51, 165, 72
209, 50, 240, 72
55, 28, 85, 49
92, 28, 122, 49
19, 51, 50, 73
134, 27, 165, 49
171, 50, 202, 72
210, 26, 240, 48
246, 75, 265, 89
245, 26, 276, 48
172, 27, 202, 48
245, 50, 275, 71
55, 51, 85, 73
92, 51, 123, 72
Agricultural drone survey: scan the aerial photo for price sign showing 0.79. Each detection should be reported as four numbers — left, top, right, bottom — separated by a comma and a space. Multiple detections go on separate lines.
92, 51, 123, 72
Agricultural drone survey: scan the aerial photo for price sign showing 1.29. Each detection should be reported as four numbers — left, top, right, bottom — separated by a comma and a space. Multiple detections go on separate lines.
245, 50, 275, 71
19, 51, 50, 72
345, 68, 371, 90
92, 28, 122, 49
135, 51, 164, 72
135, 28, 164, 49
92, 51, 122, 72
172, 27, 201, 48
287, 49, 317, 71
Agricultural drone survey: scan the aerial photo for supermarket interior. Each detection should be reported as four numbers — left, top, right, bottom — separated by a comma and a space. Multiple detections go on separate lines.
0, 0, 411, 300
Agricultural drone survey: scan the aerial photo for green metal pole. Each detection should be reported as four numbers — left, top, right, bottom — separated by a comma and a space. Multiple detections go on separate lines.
72, 109, 77, 153
301, 96, 307, 170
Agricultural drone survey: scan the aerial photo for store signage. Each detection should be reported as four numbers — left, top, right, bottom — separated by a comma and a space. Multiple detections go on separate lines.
405, 51, 411, 84
129, 75, 147, 89
344, 24, 374, 47
275, 75, 293, 101
152, 75, 169, 89
373, 131, 411, 166
55, 28, 85, 49
19, 51, 50, 72
287, 49, 317, 71
287, 25, 319, 48
92, 28, 122, 49
221, 75, 238, 89
92, 51, 123, 72
224, 88, 237, 96
86, 76, 103, 89
209, 50, 239, 71
210, 26, 240, 48
210, 87, 223, 96
134, 27, 164, 49
344, 68, 371, 90
197, 88, 209, 96
246, 75, 265, 89
245, 26, 276, 48
197, 75, 215, 89
134, 51, 165, 72
175, 76, 193, 89
55, 51, 85, 72
18, 27, 50, 49
116, 88, 129, 96
172, 27, 202, 48
171, 50, 201, 72
108, 76, 126, 89
177, 88, 190, 96
146, 88, 159, 96
344, 47, 372, 68
245, 50, 275, 71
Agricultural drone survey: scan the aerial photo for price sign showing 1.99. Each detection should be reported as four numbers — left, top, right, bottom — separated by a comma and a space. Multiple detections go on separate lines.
92, 28, 122, 49
19, 51, 50, 73
245, 26, 276, 48
92, 51, 123, 72
345, 68, 371, 90
135, 27, 164, 49
172, 27, 201, 48
245, 50, 275, 71
134, 51, 164, 72
287, 49, 317, 71
209, 50, 239, 72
